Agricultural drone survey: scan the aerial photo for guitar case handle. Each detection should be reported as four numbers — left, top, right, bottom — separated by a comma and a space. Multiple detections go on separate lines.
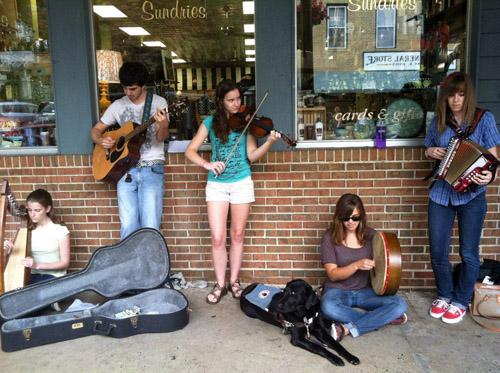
93, 319, 116, 336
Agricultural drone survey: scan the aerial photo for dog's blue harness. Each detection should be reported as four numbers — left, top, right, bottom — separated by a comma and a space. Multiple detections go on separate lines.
244, 284, 282, 311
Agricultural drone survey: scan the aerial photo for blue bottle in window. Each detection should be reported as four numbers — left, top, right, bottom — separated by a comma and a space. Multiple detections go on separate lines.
375, 120, 386, 149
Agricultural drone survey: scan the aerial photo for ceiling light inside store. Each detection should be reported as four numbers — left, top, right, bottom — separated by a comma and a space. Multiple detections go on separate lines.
93, 5, 127, 18
244, 38, 255, 46
172, 58, 187, 64
246, 57, 255, 62
245, 50, 255, 55
242, 1, 255, 15
119, 27, 150, 36
244, 24, 255, 33
143, 41, 166, 47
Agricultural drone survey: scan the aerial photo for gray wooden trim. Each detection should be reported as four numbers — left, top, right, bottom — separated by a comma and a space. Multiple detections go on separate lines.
47, 0, 97, 154
255, 0, 294, 151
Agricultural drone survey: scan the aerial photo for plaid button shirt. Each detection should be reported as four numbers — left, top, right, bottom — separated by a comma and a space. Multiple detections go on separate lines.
424, 111, 500, 206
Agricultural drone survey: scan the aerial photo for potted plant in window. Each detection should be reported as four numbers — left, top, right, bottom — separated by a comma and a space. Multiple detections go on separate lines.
297, 0, 328, 26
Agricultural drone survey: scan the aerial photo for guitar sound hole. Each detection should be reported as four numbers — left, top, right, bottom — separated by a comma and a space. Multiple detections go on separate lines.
110, 149, 122, 163
116, 137, 125, 150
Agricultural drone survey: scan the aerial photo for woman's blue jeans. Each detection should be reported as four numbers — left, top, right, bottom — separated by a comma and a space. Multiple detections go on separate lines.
30, 273, 56, 284
428, 194, 486, 309
321, 287, 407, 337
117, 164, 164, 239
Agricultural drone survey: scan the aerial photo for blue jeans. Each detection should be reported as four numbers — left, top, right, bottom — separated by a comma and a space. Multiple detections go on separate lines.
428, 193, 486, 309
30, 273, 56, 284
321, 287, 407, 337
117, 164, 164, 239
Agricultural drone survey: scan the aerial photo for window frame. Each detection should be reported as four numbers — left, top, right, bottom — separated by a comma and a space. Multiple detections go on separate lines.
326, 5, 347, 49
375, 7, 397, 49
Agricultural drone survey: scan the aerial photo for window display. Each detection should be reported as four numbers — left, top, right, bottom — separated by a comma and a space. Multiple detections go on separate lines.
295, 0, 468, 146
92, 0, 256, 147
0, 0, 56, 149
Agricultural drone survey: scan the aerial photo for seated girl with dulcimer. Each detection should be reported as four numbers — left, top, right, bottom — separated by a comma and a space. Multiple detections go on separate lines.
185, 79, 280, 305
3, 189, 70, 285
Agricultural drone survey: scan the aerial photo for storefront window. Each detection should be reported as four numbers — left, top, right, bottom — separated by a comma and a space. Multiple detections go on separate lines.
92, 0, 256, 144
0, 0, 56, 149
296, 0, 468, 146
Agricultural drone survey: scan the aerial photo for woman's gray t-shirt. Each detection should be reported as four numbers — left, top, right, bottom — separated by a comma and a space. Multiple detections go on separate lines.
320, 227, 375, 290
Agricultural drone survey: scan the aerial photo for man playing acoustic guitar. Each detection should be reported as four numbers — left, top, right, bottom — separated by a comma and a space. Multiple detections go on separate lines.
91, 62, 169, 239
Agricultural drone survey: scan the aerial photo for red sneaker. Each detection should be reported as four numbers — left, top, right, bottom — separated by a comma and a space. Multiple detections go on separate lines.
429, 299, 450, 318
441, 305, 466, 324
390, 313, 408, 325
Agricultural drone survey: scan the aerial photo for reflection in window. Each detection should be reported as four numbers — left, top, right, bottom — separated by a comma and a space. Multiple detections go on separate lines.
376, 8, 396, 49
0, 0, 56, 149
92, 0, 256, 143
296, 0, 468, 144
327, 6, 346, 49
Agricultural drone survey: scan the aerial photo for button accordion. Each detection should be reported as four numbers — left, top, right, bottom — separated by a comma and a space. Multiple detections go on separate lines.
435, 137, 498, 192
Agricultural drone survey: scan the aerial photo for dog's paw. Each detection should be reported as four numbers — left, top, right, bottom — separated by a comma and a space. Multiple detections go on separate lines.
348, 356, 361, 365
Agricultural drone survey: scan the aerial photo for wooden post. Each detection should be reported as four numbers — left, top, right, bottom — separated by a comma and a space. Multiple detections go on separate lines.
0, 179, 9, 293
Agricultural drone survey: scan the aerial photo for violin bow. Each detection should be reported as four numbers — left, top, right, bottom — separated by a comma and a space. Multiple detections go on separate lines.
215, 91, 270, 178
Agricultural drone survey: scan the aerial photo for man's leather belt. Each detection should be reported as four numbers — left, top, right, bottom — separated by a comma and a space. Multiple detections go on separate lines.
136, 160, 164, 168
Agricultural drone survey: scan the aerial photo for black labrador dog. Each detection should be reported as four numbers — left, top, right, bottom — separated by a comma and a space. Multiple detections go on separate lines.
240, 279, 360, 366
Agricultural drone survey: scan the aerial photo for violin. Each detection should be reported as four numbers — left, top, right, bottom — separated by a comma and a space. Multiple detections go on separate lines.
228, 105, 297, 148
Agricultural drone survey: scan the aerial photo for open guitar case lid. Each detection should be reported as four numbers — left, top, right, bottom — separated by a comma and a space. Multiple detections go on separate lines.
0, 228, 189, 352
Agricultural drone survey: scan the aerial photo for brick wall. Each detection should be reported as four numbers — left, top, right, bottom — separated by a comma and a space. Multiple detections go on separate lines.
1, 148, 499, 288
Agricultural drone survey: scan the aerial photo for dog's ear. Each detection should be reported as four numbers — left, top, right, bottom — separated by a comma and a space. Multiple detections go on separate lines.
305, 286, 320, 310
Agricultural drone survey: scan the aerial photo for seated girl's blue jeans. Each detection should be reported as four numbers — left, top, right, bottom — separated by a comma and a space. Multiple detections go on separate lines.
117, 164, 164, 240
321, 287, 407, 337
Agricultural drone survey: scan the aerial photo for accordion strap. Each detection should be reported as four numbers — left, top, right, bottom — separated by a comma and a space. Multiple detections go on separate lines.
446, 107, 487, 138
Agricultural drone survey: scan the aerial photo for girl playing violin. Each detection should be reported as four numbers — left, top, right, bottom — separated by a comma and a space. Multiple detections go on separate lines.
185, 79, 280, 304
3, 189, 70, 285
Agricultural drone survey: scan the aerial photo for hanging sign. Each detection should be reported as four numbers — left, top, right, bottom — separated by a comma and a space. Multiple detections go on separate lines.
142, 0, 207, 20
363, 51, 420, 71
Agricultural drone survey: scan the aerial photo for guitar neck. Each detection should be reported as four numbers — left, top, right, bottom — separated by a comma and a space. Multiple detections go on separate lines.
125, 115, 158, 142
124, 108, 166, 142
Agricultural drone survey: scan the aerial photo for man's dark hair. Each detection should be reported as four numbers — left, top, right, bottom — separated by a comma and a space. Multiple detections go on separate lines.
119, 62, 149, 87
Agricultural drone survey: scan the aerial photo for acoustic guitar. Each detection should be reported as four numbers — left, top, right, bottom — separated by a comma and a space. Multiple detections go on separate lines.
92, 109, 167, 183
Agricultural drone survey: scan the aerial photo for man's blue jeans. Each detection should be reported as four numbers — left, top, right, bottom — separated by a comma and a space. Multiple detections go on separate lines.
321, 287, 407, 337
428, 193, 486, 309
117, 164, 164, 239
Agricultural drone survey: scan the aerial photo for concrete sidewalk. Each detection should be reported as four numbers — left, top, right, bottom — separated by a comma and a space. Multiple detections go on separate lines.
1, 288, 498, 373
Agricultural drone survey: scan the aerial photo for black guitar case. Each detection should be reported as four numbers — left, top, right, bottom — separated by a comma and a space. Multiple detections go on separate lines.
0, 228, 189, 352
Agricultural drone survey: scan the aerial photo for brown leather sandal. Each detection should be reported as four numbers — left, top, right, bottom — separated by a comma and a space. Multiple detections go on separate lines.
228, 280, 243, 299
206, 283, 227, 305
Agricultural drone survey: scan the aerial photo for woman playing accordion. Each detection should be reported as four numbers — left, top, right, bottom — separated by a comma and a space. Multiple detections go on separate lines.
424, 72, 500, 324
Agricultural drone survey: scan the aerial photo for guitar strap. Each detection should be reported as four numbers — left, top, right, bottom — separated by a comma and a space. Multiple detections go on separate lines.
142, 90, 154, 125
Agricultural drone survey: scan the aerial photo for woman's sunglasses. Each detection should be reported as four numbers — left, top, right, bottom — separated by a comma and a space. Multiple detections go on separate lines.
341, 215, 361, 222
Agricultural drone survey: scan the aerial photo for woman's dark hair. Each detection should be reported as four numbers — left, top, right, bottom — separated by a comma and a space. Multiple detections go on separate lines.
213, 79, 241, 144
436, 72, 476, 133
26, 189, 59, 228
331, 193, 367, 246
119, 62, 149, 87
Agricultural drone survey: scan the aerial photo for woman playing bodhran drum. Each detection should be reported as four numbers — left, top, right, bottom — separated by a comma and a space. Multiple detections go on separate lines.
320, 194, 407, 338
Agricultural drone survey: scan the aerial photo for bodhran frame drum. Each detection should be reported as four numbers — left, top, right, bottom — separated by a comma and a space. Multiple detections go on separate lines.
370, 231, 402, 296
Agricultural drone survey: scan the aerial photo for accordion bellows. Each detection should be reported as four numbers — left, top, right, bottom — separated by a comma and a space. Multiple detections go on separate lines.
436, 137, 497, 192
